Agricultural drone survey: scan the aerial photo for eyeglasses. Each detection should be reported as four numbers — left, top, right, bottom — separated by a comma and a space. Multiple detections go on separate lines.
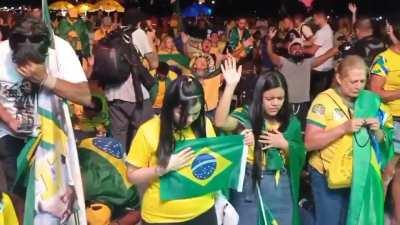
11, 34, 46, 44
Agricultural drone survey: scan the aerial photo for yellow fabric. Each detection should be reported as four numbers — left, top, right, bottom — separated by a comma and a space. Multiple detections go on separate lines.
307, 89, 353, 174
371, 49, 400, 116
126, 116, 216, 223
35, 115, 69, 200
149, 70, 178, 109
210, 42, 226, 55
153, 81, 166, 109
86, 203, 111, 225
93, 28, 111, 42
0, 193, 19, 225
149, 70, 178, 80
201, 75, 221, 111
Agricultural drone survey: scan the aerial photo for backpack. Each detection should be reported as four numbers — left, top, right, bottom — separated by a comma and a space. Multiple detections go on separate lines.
92, 29, 155, 90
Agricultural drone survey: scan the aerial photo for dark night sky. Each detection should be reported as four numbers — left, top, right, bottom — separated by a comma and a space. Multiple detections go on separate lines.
1, 0, 400, 17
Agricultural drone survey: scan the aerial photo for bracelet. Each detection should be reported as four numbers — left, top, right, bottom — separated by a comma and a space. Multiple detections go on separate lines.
41, 73, 57, 90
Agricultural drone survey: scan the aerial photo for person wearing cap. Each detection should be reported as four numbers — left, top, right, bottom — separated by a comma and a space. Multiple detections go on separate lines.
57, 7, 91, 62
266, 27, 338, 129
104, 8, 158, 152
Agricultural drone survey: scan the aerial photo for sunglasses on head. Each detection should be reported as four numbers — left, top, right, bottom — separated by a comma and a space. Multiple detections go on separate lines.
11, 33, 46, 44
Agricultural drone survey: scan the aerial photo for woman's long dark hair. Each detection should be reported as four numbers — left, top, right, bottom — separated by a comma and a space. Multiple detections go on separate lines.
157, 76, 207, 168
249, 70, 291, 184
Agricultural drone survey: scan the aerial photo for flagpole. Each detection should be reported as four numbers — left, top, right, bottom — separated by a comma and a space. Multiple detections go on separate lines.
257, 184, 269, 225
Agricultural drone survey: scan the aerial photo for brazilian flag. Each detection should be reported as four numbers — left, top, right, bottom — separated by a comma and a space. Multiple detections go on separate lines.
347, 90, 393, 225
78, 138, 139, 213
160, 135, 247, 201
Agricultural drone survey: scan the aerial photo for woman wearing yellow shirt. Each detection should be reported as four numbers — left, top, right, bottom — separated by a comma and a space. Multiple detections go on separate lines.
370, 21, 400, 224
305, 56, 392, 225
126, 76, 217, 225
215, 57, 306, 225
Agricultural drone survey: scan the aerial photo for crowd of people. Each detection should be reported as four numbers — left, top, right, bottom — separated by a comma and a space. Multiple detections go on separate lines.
1, 2, 400, 225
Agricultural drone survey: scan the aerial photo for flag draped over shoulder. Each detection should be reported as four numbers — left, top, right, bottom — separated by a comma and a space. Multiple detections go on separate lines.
15, 1, 87, 224
160, 135, 248, 201
78, 137, 140, 212
17, 91, 87, 225
231, 106, 306, 225
347, 90, 393, 225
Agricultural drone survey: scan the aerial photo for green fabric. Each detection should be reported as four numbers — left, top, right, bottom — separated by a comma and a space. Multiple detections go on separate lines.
230, 105, 252, 128
347, 90, 389, 225
159, 135, 247, 200
159, 53, 190, 69
265, 149, 284, 170
75, 94, 110, 132
230, 105, 306, 225
78, 149, 139, 211
149, 78, 172, 105
23, 166, 35, 225
228, 27, 252, 53
42, 0, 54, 48
57, 18, 91, 57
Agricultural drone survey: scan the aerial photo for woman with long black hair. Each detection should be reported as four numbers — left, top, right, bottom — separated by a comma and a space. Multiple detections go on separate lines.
126, 76, 218, 225
215, 57, 306, 225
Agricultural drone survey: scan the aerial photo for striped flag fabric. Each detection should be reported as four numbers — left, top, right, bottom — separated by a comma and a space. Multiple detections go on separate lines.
17, 90, 87, 225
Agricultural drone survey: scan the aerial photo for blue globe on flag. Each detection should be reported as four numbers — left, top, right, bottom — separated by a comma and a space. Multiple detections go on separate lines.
191, 153, 217, 180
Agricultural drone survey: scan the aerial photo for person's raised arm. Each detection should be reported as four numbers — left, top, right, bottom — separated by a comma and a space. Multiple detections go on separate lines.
214, 56, 242, 131
265, 27, 282, 67
348, 3, 357, 25
144, 29, 159, 70
312, 47, 338, 68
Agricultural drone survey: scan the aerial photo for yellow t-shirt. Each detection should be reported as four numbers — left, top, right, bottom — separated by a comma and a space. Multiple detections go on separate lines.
307, 89, 353, 174
370, 48, 400, 116
201, 75, 221, 112
126, 116, 216, 223
210, 42, 226, 55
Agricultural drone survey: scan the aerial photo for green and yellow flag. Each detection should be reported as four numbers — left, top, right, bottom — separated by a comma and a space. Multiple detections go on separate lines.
78, 137, 139, 212
160, 135, 248, 201
347, 90, 393, 225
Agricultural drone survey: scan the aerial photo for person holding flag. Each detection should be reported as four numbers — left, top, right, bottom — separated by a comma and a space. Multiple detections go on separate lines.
126, 76, 218, 225
214, 57, 306, 225
305, 55, 393, 225
0, 2, 95, 222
